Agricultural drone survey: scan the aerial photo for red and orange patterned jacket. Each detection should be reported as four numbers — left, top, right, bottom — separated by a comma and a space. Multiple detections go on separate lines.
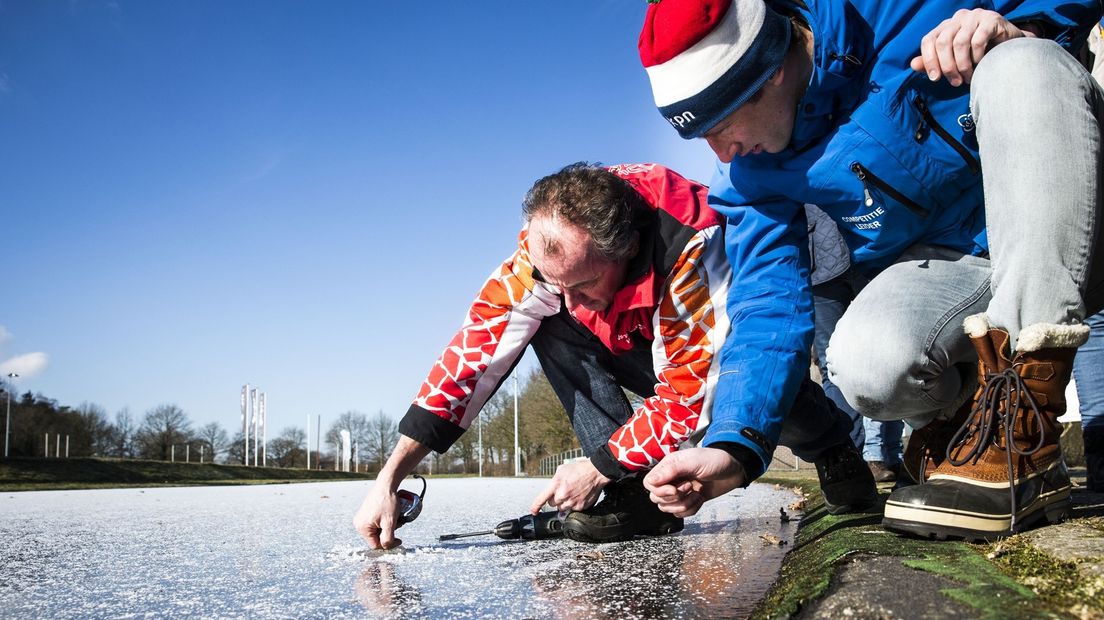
397, 164, 732, 478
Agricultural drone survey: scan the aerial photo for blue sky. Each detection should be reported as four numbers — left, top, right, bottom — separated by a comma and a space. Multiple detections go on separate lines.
0, 0, 715, 436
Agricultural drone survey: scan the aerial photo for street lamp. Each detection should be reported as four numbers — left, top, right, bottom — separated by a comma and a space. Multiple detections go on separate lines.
4, 372, 19, 459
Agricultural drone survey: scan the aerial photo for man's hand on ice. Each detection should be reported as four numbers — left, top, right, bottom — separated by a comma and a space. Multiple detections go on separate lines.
529, 459, 610, 514
643, 447, 747, 518
353, 435, 430, 549
353, 481, 403, 550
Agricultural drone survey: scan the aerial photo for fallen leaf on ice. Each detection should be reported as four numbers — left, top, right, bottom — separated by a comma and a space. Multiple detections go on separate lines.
760, 534, 786, 546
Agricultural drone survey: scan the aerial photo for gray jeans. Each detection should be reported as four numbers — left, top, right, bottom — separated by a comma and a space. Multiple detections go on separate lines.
827, 38, 1104, 428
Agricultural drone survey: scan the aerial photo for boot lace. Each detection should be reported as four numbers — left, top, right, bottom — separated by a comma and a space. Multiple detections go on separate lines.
946, 366, 1046, 531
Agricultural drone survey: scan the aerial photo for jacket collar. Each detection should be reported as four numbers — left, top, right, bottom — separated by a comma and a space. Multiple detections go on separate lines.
786, 0, 872, 150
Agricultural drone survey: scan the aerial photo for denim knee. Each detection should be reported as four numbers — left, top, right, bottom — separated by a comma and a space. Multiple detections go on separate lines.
980, 38, 1064, 91
973, 38, 1083, 109
826, 318, 918, 422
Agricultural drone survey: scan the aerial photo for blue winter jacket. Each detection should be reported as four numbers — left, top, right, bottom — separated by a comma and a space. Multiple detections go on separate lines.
704, 0, 1101, 478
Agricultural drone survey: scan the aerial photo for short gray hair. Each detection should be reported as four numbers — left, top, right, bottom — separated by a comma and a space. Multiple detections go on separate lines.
522, 162, 646, 263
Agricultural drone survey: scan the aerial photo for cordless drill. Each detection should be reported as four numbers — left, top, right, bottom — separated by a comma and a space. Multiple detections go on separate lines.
439, 510, 565, 541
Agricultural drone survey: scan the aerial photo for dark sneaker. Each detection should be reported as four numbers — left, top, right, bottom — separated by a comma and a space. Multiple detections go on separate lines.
815, 441, 878, 515
867, 460, 897, 483
1085, 427, 1104, 493
563, 477, 683, 543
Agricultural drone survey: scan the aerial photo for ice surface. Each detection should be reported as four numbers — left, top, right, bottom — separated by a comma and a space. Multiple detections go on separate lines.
0, 478, 800, 619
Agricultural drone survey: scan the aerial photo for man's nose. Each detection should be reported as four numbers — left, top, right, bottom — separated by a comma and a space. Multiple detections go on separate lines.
563, 290, 586, 312
705, 134, 738, 164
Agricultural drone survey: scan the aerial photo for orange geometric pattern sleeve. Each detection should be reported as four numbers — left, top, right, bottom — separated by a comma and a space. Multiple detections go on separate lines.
606, 225, 732, 471
412, 229, 561, 429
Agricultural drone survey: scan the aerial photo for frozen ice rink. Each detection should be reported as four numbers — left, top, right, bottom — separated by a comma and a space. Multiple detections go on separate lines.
0, 477, 800, 619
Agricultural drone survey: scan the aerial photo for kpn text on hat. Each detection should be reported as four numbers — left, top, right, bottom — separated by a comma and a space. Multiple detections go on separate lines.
639, 0, 791, 139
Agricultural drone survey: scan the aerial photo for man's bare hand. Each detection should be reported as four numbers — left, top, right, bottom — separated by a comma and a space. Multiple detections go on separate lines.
353, 435, 431, 549
910, 8, 1035, 86
529, 459, 610, 514
353, 481, 403, 549
643, 448, 746, 518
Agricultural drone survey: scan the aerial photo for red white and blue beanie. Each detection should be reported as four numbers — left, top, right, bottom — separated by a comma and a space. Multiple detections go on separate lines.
639, 0, 791, 139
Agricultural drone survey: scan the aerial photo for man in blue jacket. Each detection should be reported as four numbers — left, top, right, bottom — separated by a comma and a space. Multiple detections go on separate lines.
637, 0, 1104, 541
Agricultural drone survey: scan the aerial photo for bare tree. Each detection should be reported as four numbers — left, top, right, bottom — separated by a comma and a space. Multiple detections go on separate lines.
196, 422, 229, 463
325, 410, 371, 460
135, 404, 193, 460
226, 431, 246, 465
363, 410, 399, 473
268, 426, 306, 468
107, 407, 136, 458
75, 402, 114, 456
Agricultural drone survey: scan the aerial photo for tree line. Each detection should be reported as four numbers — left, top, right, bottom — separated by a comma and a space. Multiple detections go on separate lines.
0, 368, 581, 475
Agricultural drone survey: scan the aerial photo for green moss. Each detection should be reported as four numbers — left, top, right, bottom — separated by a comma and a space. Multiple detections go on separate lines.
902, 553, 1047, 619
751, 476, 1067, 619
985, 533, 1104, 616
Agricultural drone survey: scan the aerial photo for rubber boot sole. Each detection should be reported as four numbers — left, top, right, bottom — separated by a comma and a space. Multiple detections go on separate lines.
824, 496, 878, 516
882, 479, 1071, 542
883, 496, 1069, 542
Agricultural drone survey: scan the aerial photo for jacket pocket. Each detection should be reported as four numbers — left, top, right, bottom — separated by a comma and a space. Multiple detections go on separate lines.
911, 94, 980, 175
849, 161, 930, 218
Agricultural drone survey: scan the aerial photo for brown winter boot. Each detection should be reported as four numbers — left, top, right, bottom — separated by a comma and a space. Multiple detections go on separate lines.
902, 396, 975, 485
902, 330, 1005, 484
883, 314, 1087, 541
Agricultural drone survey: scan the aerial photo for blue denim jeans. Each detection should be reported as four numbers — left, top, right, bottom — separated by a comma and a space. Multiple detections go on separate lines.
530, 306, 854, 470
827, 39, 1104, 429
1078, 311, 1104, 488
862, 416, 904, 467
814, 272, 903, 466
1076, 311, 1104, 432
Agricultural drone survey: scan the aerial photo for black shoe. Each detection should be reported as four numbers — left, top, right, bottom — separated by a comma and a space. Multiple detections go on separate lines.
1084, 428, 1104, 492
562, 477, 684, 543
815, 442, 878, 515
867, 460, 898, 483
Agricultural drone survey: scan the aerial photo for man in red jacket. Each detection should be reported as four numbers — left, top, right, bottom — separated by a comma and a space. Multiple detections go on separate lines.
354, 162, 874, 547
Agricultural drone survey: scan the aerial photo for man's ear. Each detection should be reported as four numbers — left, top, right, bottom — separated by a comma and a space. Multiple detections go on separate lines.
769, 64, 785, 86
628, 231, 641, 259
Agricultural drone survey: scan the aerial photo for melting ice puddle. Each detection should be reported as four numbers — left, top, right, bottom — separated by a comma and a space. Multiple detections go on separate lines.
0, 478, 799, 619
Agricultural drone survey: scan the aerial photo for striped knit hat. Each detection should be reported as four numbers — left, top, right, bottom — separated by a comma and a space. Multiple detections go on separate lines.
639, 0, 791, 139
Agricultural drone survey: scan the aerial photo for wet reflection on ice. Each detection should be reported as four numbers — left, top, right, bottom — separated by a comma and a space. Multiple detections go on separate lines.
355, 560, 425, 618
346, 481, 799, 619
528, 519, 797, 619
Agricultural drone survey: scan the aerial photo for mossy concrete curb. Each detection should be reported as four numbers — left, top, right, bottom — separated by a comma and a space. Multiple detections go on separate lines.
753, 470, 1104, 619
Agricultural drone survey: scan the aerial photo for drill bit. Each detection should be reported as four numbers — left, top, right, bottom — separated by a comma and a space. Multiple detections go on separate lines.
438, 529, 495, 541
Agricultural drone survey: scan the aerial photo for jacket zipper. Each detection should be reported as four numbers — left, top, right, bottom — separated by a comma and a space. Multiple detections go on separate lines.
912, 95, 981, 175
828, 52, 863, 68
850, 162, 930, 218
